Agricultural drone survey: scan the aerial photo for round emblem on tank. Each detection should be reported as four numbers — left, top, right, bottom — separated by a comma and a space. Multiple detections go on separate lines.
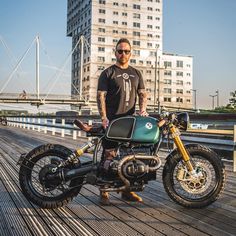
145, 122, 153, 129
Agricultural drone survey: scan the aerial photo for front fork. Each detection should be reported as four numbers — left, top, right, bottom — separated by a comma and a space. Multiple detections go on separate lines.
170, 125, 194, 172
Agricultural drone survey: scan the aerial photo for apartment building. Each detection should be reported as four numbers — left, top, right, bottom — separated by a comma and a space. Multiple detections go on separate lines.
67, 0, 193, 110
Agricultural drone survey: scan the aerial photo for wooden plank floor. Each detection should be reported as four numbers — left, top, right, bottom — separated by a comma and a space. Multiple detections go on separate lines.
0, 126, 236, 236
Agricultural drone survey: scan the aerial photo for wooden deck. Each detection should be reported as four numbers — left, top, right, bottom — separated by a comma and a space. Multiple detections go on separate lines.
0, 126, 236, 236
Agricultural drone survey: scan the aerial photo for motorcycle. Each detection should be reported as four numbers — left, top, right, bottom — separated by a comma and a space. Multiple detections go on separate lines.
18, 112, 225, 209
0, 116, 7, 126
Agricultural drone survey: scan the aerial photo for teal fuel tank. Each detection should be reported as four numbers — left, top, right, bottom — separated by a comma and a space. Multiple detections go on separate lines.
105, 116, 160, 144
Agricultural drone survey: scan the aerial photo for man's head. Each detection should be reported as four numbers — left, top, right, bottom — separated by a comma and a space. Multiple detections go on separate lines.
115, 38, 131, 67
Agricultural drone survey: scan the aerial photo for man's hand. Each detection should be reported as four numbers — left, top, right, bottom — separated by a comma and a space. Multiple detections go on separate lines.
102, 117, 109, 129
138, 110, 149, 117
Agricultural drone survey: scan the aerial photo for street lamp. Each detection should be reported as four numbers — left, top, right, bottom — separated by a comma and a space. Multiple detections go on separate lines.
215, 89, 219, 107
154, 45, 159, 112
209, 94, 217, 109
191, 89, 197, 110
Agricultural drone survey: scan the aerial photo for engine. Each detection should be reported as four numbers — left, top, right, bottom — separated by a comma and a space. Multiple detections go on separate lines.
109, 154, 162, 184
122, 159, 148, 179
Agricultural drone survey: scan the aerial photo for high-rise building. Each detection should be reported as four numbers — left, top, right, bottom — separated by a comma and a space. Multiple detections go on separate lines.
67, 0, 193, 110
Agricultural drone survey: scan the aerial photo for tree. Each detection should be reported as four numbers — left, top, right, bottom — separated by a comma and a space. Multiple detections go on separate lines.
228, 90, 236, 108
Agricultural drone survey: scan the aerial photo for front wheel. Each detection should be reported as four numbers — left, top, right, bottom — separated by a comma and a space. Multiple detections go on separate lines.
19, 144, 84, 209
162, 144, 225, 208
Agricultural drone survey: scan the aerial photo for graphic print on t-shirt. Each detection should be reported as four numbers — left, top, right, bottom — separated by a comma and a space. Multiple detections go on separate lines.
117, 73, 135, 107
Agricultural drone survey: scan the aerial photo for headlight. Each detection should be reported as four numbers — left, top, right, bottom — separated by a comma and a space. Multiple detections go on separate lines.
176, 112, 189, 131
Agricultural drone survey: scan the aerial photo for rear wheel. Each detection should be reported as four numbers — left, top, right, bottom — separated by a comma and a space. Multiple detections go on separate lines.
19, 144, 84, 209
162, 144, 225, 208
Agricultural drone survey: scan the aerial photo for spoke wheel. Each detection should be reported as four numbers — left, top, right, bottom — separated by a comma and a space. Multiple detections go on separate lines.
19, 144, 83, 209
163, 144, 225, 208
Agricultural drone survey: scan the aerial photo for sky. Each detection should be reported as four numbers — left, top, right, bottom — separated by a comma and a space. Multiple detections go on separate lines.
0, 0, 236, 112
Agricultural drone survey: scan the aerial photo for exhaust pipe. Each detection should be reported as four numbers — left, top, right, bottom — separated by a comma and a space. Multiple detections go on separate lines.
63, 164, 97, 181
47, 164, 96, 182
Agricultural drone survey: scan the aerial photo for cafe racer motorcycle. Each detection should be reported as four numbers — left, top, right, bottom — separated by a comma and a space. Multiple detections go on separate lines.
18, 112, 225, 209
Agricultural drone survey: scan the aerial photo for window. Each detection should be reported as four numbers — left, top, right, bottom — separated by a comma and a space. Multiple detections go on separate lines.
122, 22, 127, 26
147, 7, 153, 11
98, 37, 105, 42
133, 13, 141, 19
176, 89, 183, 94
176, 80, 183, 85
133, 31, 140, 37
113, 21, 118, 24
164, 88, 172, 94
99, 0, 106, 4
133, 22, 140, 28
164, 71, 172, 76
122, 12, 128, 16
98, 28, 105, 33
133, 4, 141, 9
147, 33, 153, 38
133, 50, 140, 56
99, 9, 106, 14
133, 40, 140, 46
98, 18, 105, 23
122, 3, 128, 7
122, 31, 127, 35
177, 60, 183, 68
130, 59, 136, 64
164, 97, 171, 102
113, 11, 118, 15
164, 61, 172, 68
98, 47, 105, 52
146, 70, 152, 74
98, 56, 105, 62
147, 16, 153, 20
98, 66, 105, 70
149, 51, 155, 56
164, 79, 171, 85
147, 25, 153, 29
176, 97, 183, 103
146, 61, 152, 65
176, 71, 183, 77
113, 2, 118, 6
113, 30, 118, 34
187, 73, 191, 76
147, 42, 152, 47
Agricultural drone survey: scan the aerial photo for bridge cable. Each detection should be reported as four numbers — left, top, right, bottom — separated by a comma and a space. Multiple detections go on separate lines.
0, 37, 37, 94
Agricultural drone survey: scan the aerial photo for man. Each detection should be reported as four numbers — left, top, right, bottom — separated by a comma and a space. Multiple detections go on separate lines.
97, 38, 148, 205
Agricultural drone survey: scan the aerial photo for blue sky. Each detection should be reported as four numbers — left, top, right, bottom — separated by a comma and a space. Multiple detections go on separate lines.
0, 0, 236, 110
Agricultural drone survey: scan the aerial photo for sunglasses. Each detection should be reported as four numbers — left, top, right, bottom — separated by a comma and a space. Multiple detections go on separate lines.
116, 50, 131, 55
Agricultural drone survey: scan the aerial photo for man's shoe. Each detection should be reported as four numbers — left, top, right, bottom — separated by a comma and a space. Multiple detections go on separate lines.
121, 192, 143, 202
100, 191, 110, 205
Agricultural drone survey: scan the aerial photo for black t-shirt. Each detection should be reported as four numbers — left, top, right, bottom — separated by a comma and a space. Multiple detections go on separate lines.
97, 64, 145, 120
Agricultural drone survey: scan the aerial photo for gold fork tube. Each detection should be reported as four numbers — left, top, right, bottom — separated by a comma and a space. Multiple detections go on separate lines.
170, 126, 194, 172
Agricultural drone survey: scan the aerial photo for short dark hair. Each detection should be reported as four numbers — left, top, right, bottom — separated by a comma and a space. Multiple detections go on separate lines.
115, 38, 131, 50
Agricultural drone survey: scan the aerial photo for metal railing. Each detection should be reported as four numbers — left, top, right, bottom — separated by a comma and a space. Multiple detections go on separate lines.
4, 116, 236, 172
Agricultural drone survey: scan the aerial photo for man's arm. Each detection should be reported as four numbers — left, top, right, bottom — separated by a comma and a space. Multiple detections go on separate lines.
97, 90, 109, 128
138, 89, 148, 116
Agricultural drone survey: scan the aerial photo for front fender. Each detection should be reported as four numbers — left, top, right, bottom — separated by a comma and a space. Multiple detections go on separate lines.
165, 143, 210, 163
